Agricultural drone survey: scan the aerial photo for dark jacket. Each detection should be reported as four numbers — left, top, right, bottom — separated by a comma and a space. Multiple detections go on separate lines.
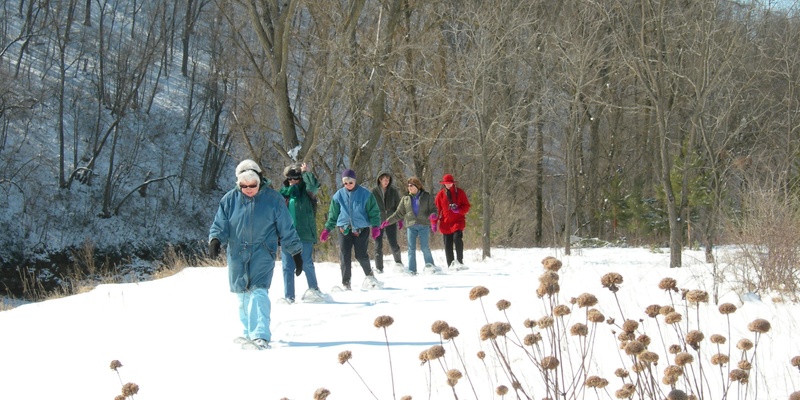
279, 171, 320, 243
371, 171, 401, 222
386, 190, 437, 228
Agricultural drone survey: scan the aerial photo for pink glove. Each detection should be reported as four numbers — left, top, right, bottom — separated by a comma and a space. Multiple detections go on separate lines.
371, 227, 381, 240
429, 213, 438, 233
380, 220, 390, 230
451, 206, 460, 214
320, 229, 330, 242
397, 220, 404, 230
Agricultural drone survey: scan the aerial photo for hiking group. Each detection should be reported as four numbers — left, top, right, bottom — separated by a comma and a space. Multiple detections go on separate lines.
207, 160, 470, 349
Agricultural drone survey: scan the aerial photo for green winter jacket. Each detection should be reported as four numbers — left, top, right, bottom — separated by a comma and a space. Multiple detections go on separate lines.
279, 171, 320, 243
385, 190, 437, 227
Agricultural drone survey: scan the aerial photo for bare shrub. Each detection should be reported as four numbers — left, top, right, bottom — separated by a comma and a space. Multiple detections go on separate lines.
727, 189, 800, 295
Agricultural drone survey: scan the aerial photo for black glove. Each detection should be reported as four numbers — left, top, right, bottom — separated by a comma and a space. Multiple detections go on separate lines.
209, 238, 221, 258
293, 252, 303, 276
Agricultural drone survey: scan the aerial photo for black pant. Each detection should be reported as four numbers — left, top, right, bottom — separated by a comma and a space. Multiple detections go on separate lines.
443, 230, 464, 266
374, 223, 402, 270
339, 227, 372, 285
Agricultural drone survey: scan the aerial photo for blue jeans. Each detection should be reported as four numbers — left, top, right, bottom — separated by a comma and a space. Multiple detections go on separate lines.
406, 224, 433, 273
281, 241, 318, 300
237, 288, 271, 341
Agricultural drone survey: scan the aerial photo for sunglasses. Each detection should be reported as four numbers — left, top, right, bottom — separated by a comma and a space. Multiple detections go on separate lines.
288, 177, 301, 181
407, 184, 416, 187
239, 184, 258, 189
343, 181, 356, 185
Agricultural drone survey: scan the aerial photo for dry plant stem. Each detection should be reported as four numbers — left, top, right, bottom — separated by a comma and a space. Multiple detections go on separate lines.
345, 361, 379, 400
380, 328, 397, 400
448, 340, 479, 400
489, 338, 531, 400
611, 291, 626, 322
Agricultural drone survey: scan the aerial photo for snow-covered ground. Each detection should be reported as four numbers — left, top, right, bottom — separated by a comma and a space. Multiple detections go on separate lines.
1, 246, 799, 399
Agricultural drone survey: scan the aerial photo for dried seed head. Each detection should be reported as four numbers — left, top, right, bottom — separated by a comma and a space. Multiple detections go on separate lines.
710, 353, 730, 366
121, 383, 140, 397
338, 350, 353, 364
109, 360, 123, 371
523, 318, 535, 328
637, 334, 651, 346
664, 311, 683, 325
737, 338, 754, 351
374, 315, 394, 328
658, 277, 678, 291
738, 360, 752, 370
570, 323, 588, 336
585, 375, 609, 388
553, 304, 571, 317
577, 293, 598, 308
480, 324, 496, 340
491, 322, 512, 336
313, 388, 331, 400
666, 389, 688, 400
541, 356, 559, 370
476, 351, 486, 360
601, 272, 624, 286
426, 345, 446, 360
615, 383, 636, 399
537, 316, 554, 329
618, 331, 635, 341
524, 332, 542, 346
791, 356, 800, 367
400, 396, 412, 400
496, 385, 509, 395
710, 334, 726, 344
446, 378, 458, 387
660, 305, 676, 315
729, 369, 749, 383
669, 344, 682, 354
645, 304, 661, 318
664, 365, 684, 378
624, 340, 646, 355
442, 326, 460, 340
496, 299, 511, 311
686, 330, 705, 348
419, 350, 429, 364
542, 256, 562, 271
587, 308, 605, 323
718, 303, 737, 314
686, 290, 709, 303
614, 368, 629, 378
537, 282, 560, 297
446, 369, 463, 380
662, 374, 679, 385
511, 380, 522, 389
748, 318, 771, 333
469, 286, 490, 300
115, 396, 125, 400
675, 352, 694, 366
539, 271, 560, 284
639, 351, 659, 364
622, 319, 639, 333
630, 361, 646, 373
431, 320, 450, 334
790, 392, 800, 400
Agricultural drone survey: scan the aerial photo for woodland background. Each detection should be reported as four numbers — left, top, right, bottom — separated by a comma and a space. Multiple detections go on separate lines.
1, 0, 800, 297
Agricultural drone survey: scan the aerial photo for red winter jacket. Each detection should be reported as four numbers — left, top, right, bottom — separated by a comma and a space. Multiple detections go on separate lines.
435, 186, 470, 235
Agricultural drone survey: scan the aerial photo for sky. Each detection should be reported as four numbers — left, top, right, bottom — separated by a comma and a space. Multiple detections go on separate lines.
1, 246, 799, 400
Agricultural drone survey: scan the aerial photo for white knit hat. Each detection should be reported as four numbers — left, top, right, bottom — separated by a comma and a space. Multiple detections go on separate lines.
235, 159, 262, 177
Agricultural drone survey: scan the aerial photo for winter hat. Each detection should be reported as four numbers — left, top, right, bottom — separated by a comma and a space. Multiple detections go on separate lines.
283, 164, 302, 179
342, 169, 357, 180
440, 174, 456, 184
407, 176, 424, 191
236, 159, 262, 177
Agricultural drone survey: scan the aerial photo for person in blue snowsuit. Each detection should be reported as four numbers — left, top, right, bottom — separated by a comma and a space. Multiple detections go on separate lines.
208, 159, 303, 350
